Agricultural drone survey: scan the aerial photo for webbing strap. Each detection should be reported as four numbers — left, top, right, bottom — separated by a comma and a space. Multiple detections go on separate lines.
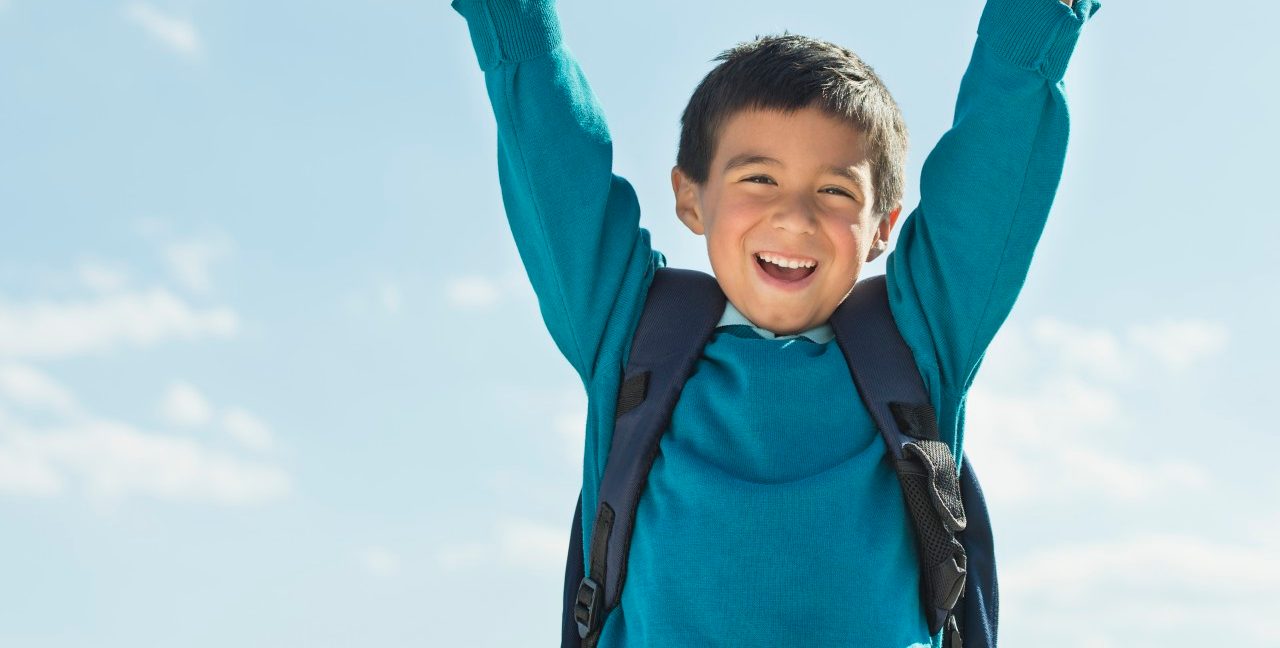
561, 492, 585, 647
829, 274, 968, 636
571, 267, 725, 646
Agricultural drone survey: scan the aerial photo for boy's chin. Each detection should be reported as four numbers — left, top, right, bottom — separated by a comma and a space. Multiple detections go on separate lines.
752, 310, 819, 336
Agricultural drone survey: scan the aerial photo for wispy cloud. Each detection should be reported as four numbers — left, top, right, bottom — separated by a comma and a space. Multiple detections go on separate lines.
359, 546, 402, 577
964, 315, 1226, 507
435, 516, 566, 572
444, 269, 536, 311
164, 235, 231, 294
0, 363, 78, 414
445, 275, 502, 310
77, 260, 131, 293
159, 383, 278, 451
0, 419, 291, 507
0, 407, 290, 509
1004, 533, 1280, 644
0, 252, 286, 508
222, 407, 275, 452
342, 278, 407, 317
1126, 320, 1228, 373
0, 289, 237, 360
0, 369, 289, 507
378, 282, 404, 314
123, 2, 202, 58
967, 314, 1259, 644
159, 381, 213, 427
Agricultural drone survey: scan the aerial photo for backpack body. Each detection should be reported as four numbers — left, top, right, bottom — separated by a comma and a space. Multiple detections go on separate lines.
561, 267, 998, 648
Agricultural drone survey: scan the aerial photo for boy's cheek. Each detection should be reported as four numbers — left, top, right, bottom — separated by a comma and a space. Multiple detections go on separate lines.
709, 203, 763, 246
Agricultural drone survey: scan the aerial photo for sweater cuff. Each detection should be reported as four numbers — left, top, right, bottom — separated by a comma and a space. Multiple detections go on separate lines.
450, 0, 564, 72
977, 0, 1102, 82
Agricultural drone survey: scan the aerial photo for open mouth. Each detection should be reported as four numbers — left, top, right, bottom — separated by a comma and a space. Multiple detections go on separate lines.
754, 252, 818, 289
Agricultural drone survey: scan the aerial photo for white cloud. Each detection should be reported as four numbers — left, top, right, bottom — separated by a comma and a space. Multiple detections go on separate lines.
359, 546, 402, 577
445, 275, 502, 310
123, 2, 202, 58
222, 407, 275, 452
0, 288, 238, 359
378, 281, 403, 315
964, 374, 1208, 506
0, 253, 284, 508
163, 236, 230, 294
964, 316, 1224, 508
1127, 319, 1229, 373
1028, 318, 1133, 383
78, 261, 130, 293
435, 516, 566, 572
0, 363, 288, 507
940, 314, 1262, 645
442, 268, 537, 312
159, 381, 213, 427
1003, 534, 1280, 645
0, 416, 291, 506
0, 363, 77, 414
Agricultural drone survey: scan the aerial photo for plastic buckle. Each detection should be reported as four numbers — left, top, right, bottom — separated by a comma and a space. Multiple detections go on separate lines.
574, 576, 602, 639
937, 550, 968, 612
945, 613, 963, 648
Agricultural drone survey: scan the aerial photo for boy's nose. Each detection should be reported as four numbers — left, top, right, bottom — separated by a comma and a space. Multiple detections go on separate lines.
768, 196, 818, 235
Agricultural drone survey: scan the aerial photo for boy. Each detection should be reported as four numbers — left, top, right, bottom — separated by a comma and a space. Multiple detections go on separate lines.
451, 0, 1099, 645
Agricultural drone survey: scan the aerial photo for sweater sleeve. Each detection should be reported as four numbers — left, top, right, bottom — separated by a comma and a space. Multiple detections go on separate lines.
886, 0, 1101, 405
451, 0, 661, 385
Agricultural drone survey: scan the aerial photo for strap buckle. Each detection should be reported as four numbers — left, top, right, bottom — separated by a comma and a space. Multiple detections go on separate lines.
945, 613, 963, 648
574, 576, 602, 639
935, 548, 967, 612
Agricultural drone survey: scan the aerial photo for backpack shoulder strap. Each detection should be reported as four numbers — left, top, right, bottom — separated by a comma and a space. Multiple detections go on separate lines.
567, 266, 725, 648
829, 273, 976, 646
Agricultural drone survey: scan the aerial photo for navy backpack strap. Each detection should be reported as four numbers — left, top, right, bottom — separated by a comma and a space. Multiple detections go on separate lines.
566, 267, 725, 648
561, 491, 585, 648
957, 455, 998, 647
830, 274, 993, 648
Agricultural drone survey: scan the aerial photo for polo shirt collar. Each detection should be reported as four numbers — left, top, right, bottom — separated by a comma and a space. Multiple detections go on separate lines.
715, 299, 835, 344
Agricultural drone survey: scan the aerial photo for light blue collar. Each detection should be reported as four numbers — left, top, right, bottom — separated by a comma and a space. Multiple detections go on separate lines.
715, 299, 835, 344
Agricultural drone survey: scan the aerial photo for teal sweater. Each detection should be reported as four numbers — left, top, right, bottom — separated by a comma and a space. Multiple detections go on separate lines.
451, 0, 1099, 645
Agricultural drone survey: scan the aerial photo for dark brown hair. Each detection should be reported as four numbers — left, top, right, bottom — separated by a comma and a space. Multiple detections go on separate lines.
676, 33, 908, 216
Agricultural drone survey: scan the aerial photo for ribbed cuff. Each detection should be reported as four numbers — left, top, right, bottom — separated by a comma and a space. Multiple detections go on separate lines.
977, 0, 1102, 81
450, 0, 564, 71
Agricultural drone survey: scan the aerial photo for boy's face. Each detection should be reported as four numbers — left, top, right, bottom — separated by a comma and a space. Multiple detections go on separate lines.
672, 105, 902, 336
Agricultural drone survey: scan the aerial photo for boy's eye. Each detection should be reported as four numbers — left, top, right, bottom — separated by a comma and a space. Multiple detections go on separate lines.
745, 176, 856, 200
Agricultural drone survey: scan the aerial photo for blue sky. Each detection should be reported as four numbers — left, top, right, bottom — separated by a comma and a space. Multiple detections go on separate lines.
1, 0, 1277, 646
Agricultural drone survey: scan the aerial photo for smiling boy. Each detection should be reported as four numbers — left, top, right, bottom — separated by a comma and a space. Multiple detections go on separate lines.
451, 0, 1099, 645
673, 104, 897, 336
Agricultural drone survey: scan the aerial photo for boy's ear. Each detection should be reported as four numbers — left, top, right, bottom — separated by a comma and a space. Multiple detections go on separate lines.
671, 165, 705, 236
866, 203, 903, 262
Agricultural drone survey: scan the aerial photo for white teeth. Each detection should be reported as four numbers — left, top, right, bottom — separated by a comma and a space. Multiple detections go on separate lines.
757, 253, 816, 269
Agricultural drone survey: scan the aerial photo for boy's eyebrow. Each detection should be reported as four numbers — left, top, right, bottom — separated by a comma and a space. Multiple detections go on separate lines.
723, 153, 867, 186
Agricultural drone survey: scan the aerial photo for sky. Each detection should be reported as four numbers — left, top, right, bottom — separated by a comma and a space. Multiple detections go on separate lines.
1, 0, 1278, 646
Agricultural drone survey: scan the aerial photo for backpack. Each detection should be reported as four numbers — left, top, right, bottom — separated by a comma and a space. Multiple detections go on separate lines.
560, 267, 998, 648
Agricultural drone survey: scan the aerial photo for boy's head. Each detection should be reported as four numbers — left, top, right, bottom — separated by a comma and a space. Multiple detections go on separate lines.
671, 33, 908, 337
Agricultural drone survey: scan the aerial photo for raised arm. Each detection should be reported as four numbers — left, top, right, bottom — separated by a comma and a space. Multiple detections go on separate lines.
451, 0, 660, 384
886, 0, 1100, 397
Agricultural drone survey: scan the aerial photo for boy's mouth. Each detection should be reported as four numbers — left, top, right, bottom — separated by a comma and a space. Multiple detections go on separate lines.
754, 252, 818, 288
